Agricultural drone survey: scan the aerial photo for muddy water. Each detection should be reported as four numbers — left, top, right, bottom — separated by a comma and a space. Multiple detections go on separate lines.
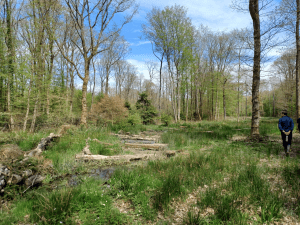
67, 167, 116, 186
67, 133, 161, 187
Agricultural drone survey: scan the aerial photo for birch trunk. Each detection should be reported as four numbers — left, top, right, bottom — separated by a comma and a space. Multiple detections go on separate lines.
7, 79, 14, 131
23, 77, 33, 132
223, 78, 227, 120
30, 97, 39, 133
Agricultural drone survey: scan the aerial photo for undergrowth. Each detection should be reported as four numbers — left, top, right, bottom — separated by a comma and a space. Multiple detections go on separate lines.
1, 118, 300, 224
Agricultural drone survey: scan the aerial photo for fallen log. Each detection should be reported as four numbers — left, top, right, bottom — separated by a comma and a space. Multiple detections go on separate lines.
24, 133, 61, 157
165, 150, 176, 157
92, 139, 113, 146
75, 153, 154, 162
115, 134, 160, 142
124, 143, 167, 150
24, 125, 71, 157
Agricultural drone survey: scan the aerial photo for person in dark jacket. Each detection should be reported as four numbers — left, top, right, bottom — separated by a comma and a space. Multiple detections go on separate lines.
297, 117, 300, 132
278, 110, 294, 156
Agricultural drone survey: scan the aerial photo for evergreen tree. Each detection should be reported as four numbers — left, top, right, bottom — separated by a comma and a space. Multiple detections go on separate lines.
136, 92, 157, 125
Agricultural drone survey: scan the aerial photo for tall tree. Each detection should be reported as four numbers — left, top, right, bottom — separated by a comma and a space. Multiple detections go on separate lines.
249, 0, 261, 137
4, 0, 15, 130
56, 0, 137, 125
277, 0, 300, 118
142, 5, 195, 122
102, 35, 129, 95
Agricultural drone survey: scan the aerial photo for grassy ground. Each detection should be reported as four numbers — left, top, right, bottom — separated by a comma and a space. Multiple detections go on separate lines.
1, 118, 300, 224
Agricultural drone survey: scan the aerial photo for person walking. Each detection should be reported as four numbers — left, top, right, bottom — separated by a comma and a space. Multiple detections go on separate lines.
278, 110, 294, 157
297, 117, 300, 132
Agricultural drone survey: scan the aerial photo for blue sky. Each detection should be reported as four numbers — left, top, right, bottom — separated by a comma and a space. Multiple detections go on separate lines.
119, 0, 284, 80
121, 0, 252, 79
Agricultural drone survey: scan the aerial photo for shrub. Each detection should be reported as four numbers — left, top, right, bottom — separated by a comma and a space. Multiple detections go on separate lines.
89, 95, 128, 125
161, 113, 172, 126
124, 101, 131, 110
127, 112, 142, 125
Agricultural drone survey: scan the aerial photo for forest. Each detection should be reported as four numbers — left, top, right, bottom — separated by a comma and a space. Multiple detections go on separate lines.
0, 0, 298, 135
1, 0, 300, 224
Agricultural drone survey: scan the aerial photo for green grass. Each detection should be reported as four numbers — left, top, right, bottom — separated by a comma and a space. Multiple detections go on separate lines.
2, 117, 300, 224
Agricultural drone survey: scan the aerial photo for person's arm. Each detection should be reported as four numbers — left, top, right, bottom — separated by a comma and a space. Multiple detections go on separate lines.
291, 118, 294, 131
278, 118, 283, 131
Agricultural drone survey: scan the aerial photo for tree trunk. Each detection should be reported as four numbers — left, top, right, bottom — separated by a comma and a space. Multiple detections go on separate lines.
296, 0, 300, 119
273, 91, 275, 117
81, 66, 90, 125
223, 78, 227, 120
7, 78, 14, 131
215, 87, 218, 120
246, 91, 248, 117
23, 73, 33, 132
200, 90, 203, 120
105, 67, 109, 95
70, 68, 74, 113
30, 96, 39, 133
237, 51, 241, 123
158, 53, 164, 114
185, 81, 189, 122
5, 0, 14, 131
177, 80, 181, 122
249, 0, 261, 137
90, 62, 96, 112
23, 88, 31, 132
211, 73, 214, 120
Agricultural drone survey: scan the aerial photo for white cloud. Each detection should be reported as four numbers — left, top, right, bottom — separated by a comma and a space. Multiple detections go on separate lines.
136, 0, 253, 31
126, 58, 151, 79
130, 41, 151, 46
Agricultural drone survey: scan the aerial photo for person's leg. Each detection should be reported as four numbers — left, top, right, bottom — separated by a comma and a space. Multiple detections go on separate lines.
287, 131, 293, 154
281, 131, 287, 150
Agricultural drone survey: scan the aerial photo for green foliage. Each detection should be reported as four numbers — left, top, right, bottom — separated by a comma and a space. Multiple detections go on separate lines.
127, 112, 142, 125
124, 101, 131, 110
136, 92, 157, 124
3, 118, 300, 224
161, 113, 172, 126
30, 188, 74, 224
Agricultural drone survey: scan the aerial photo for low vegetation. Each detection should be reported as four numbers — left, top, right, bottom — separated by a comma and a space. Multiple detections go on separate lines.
1, 118, 300, 224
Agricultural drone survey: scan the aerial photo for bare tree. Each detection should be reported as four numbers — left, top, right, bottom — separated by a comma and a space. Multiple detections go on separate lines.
277, 0, 300, 118
123, 63, 137, 101
102, 35, 129, 95
56, 0, 137, 125
232, 0, 282, 136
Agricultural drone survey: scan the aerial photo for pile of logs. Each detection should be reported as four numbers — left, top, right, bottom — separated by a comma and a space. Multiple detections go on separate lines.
0, 125, 71, 194
0, 164, 44, 193
75, 138, 154, 162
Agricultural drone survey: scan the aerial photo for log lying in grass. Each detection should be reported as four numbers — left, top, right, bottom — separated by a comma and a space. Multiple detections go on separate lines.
75, 153, 154, 162
92, 139, 113, 146
199, 131, 214, 133
165, 150, 176, 157
24, 133, 61, 157
24, 125, 71, 158
124, 143, 167, 150
115, 134, 160, 142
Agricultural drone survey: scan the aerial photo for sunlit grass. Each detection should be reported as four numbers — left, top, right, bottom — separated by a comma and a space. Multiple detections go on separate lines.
2, 118, 300, 224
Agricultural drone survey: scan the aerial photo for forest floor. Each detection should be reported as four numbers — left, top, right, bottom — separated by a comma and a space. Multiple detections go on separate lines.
1, 118, 300, 224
